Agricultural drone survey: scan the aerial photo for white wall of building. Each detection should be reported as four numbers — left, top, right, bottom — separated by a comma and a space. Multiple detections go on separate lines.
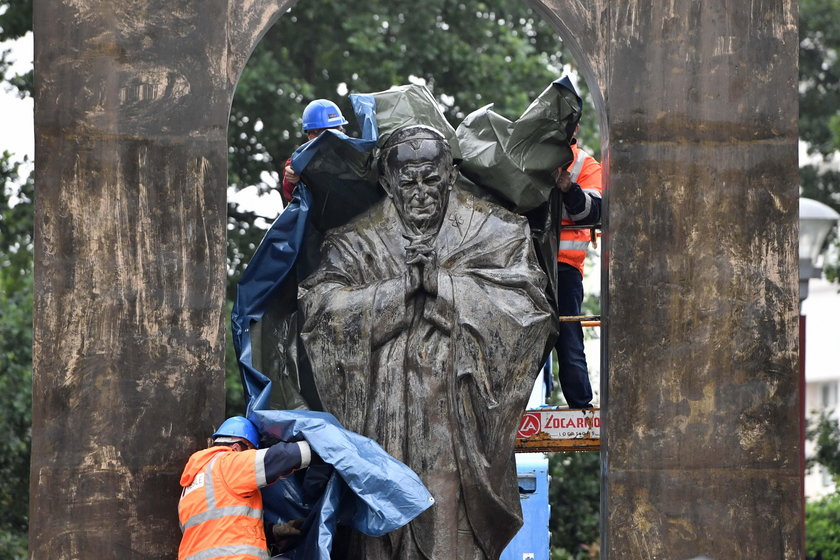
803, 277, 840, 499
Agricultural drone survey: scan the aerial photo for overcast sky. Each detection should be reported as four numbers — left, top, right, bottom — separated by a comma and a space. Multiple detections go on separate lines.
0, 33, 33, 167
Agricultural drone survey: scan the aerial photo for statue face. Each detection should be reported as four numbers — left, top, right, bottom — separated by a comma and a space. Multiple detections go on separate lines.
383, 136, 453, 233
390, 160, 449, 229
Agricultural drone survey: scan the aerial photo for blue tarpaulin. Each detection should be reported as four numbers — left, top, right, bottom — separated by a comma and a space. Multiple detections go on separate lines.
231, 93, 380, 415
250, 410, 434, 560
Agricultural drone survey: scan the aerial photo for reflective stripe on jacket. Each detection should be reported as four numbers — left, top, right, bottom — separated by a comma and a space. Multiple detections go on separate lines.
178, 447, 270, 560
558, 143, 603, 276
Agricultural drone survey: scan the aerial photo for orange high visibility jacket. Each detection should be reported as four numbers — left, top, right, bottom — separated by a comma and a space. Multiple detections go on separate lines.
557, 143, 603, 276
178, 446, 271, 560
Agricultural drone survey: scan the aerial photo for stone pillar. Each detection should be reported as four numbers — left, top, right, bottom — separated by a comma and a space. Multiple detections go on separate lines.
534, 0, 801, 557
29, 1, 288, 557
604, 0, 801, 556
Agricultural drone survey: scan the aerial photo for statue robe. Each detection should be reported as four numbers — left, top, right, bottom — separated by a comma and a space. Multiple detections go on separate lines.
299, 186, 556, 559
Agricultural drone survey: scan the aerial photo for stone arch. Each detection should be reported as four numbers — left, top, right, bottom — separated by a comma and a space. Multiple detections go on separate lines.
30, 1, 801, 559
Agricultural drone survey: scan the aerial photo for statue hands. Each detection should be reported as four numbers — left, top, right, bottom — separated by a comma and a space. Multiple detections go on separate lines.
404, 235, 438, 296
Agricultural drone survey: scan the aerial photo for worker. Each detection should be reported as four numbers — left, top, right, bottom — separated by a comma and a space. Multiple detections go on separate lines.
554, 125, 602, 409
281, 98, 349, 206
177, 416, 312, 560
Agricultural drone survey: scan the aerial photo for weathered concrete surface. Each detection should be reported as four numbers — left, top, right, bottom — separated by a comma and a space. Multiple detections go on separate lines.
31, 0, 801, 558
30, 1, 292, 557
534, 0, 801, 558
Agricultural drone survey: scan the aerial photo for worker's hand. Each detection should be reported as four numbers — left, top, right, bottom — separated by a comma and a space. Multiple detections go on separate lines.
284, 164, 300, 185
272, 518, 304, 538
271, 518, 304, 553
554, 168, 572, 193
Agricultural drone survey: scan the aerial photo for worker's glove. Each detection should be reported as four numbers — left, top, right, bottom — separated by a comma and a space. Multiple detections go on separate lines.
271, 518, 304, 553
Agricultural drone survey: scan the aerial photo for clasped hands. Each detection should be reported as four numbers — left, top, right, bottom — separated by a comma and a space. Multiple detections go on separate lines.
404, 236, 438, 296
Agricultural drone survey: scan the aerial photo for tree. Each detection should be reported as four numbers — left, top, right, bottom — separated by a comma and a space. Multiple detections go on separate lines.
808, 413, 840, 483
0, 151, 33, 560
0, 2, 35, 556
799, 0, 840, 286
807, 493, 840, 560
0, 0, 32, 93
229, 0, 568, 192
800, 0, 840, 168
806, 413, 840, 557
805, 414, 840, 559
800, 0, 840, 211
549, 452, 600, 559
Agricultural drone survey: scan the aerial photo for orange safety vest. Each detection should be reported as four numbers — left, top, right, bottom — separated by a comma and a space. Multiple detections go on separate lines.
178, 446, 270, 560
557, 143, 603, 276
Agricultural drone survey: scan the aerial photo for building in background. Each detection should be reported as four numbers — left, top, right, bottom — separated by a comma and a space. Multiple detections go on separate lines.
804, 277, 840, 498
801, 197, 840, 498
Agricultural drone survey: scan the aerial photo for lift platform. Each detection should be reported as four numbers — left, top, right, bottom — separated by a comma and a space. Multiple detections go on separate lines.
514, 304, 602, 453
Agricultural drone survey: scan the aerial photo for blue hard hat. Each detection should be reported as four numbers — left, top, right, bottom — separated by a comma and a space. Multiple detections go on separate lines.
212, 416, 260, 449
301, 99, 349, 131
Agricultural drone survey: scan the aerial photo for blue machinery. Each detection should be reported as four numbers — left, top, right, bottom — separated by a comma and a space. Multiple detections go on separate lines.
501, 453, 552, 560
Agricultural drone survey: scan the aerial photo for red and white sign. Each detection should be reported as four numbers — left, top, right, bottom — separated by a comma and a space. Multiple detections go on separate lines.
516, 408, 600, 440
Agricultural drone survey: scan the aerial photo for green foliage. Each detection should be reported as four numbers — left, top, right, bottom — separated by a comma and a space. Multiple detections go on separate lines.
826, 239, 840, 284
799, 0, 840, 282
0, 151, 32, 559
0, 531, 26, 560
0, 0, 33, 98
230, 0, 567, 191
0, 274, 31, 560
0, 0, 31, 42
1, 153, 32, 292
807, 492, 840, 560
805, 414, 840, 559
800, 0, 840, 160
808, 412, 840, 482
549, 452, 600, 559
800, 166, 840, 215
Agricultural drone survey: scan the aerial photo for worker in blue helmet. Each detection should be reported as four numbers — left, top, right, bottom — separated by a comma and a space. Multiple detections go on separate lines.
281, 99, 349, 205
177, 416, 312, 559
301, 99, 349, 132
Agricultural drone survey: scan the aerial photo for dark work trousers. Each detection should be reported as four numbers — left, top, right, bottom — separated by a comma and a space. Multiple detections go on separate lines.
554, 262, 593, 408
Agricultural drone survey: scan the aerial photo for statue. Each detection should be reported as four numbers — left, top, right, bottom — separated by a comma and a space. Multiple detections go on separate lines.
298, 125, 556, 559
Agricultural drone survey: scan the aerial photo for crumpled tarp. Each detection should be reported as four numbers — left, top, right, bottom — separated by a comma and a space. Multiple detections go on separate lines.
366, 83, 462, 160
456, 76, 582, 213
230, 77, 582, 559
251, 410, 434, 560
